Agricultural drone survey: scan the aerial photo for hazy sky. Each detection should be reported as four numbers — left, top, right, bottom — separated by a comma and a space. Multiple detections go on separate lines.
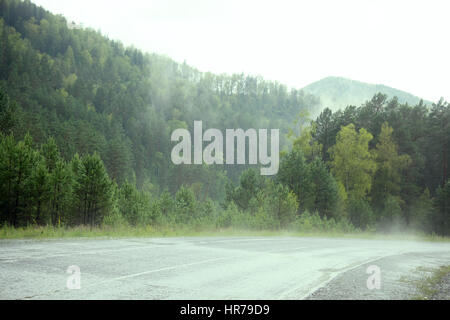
33, 0, 449, 102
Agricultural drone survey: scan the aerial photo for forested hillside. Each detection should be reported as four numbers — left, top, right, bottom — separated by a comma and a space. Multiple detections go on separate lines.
0, 0, 449, 235
0, 0, 319, 190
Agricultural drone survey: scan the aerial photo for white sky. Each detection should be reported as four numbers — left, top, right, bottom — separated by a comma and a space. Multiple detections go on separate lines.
32, 0, 449, 102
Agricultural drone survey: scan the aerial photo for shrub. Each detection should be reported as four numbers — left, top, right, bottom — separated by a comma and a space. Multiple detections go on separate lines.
347, 196, 374, 230
174, 186, 197, 224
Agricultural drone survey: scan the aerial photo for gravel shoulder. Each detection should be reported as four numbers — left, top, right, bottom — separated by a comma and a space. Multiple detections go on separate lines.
306, 252, 450, 300
432, 273, 450, 300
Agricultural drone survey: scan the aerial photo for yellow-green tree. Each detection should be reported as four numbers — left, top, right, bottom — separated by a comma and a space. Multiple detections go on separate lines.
291, 122, 323, 161
329, 124, 377, 200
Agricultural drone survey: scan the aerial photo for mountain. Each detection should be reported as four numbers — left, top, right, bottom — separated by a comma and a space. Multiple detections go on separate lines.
302, 76, 431, 112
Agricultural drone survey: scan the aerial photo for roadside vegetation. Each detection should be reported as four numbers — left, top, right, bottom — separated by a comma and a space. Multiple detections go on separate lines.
2, 223, 449, 242
414, 265, 450, 300
401, 265, 450, 300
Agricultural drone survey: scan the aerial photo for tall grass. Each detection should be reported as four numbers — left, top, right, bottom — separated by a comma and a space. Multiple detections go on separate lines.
1, 222, 449, 242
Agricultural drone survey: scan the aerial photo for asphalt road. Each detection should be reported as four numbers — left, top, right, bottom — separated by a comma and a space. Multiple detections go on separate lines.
0, 237, 449, 300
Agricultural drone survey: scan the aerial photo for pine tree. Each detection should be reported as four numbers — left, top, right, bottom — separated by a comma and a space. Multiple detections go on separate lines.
73, 153, 113, 226
309, 158, 339, 219
30, 160, 50, 225
48, 160, 72, 226
0, 133, 39, 226
277, 149, 313, 212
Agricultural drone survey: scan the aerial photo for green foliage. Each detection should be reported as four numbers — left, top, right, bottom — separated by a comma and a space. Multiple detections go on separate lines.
371, 123, 411, 212
228, 168, 266, 211
0, 0, 448, 236
215, 202, 237, 229
347, 196, 374, 230
73, 152, 113, 226
48, 159, 72, 226
220, 179, 298, 230
278, 149, 339, 218
277, 149, 313, 211
409, 189, 433, 233
312, 107, 337, 162
329, 124, 377, 199
308, 159, 339, 219
155, 190, 175, 222
311, 97, 450, 235
0, 85, 17, 134
41, 137, 60, 172
174, 186, 197, 224
434, 180, 450, 235
378, 195, 404, 232
264, 182, 298, 228
30, 160, 50, 225
0, 0, 320, 194
289, 120, 322, 161
0, 133, 39, 226
118, 180, 153, 226
290, 210, 356, 233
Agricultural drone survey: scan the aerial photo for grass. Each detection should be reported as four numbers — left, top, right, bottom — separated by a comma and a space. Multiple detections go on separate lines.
1, 224, 449, 242
407, 265, 450, 300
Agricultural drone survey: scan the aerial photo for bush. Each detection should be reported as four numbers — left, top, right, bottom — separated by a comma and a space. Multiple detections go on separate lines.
264, 182, 298, 228
250, 207, 280, 230
377, 195, 405, 232
290, 210, 357, 233
174, 186, 197, 224
347, 196, 374, 230
103, 207, 129, 228
152, 190, 175, 225
409, 189, 433, 233
216, 202, 239, 228
118, 181, 154, 226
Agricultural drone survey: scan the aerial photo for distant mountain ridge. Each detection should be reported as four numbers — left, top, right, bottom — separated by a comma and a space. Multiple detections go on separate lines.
302, 76, 431, 112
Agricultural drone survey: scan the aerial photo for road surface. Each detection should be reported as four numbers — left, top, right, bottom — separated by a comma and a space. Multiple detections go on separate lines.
0, 237, 449, 299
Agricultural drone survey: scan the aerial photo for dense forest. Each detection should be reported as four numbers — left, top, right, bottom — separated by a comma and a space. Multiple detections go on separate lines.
0, 0, 449, 235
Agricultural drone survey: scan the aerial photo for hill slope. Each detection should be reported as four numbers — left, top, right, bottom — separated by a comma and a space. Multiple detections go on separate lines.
303, 76, 430, 112
0, 0, 320, 191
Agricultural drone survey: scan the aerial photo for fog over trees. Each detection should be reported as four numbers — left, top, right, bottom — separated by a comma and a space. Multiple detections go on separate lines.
0, 0, 448, 235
